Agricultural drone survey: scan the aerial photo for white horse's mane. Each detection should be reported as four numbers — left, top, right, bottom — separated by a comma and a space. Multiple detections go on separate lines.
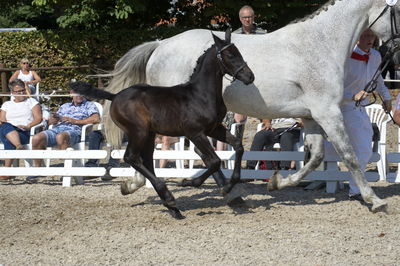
292, 0, 341, 23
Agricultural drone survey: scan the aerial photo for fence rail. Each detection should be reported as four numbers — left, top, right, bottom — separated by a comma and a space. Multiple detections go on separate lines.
0, 149, 384, 192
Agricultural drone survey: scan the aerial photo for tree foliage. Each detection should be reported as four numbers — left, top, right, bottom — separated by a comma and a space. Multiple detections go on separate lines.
0, 0, 328, 31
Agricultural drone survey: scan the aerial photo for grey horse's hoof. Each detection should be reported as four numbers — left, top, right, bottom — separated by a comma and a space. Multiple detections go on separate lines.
371, 201, 388, 213
267, 170, 281, 191
120, 175, 145, 195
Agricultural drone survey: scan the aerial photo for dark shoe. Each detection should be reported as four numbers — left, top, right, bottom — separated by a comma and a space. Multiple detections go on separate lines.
349, 194, 363, 202
26, 176, 39, 183
101, 167, 116, 181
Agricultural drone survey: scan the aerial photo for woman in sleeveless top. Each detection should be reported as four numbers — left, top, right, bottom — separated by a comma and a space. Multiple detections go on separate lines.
9, 58, 41, 95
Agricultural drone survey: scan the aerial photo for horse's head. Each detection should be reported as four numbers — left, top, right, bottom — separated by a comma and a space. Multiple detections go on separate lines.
369, 0, 400, 43
212, 29, 255, 85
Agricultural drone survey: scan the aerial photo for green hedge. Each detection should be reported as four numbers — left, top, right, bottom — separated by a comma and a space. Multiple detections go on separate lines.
0, 26, 185, 108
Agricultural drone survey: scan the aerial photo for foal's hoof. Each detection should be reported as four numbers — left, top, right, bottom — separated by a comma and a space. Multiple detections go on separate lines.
168, 207, 185, 219
227, 196, 246, 208
371, 200, 388, 214
222, 184, 234, 196
178, 178, 193, 187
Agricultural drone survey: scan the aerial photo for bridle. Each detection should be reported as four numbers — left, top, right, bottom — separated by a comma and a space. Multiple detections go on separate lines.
356, 3, 400, 112
216, 43, 248, 82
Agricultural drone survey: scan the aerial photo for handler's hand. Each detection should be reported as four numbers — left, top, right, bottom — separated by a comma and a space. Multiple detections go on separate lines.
352, 90, 369, 101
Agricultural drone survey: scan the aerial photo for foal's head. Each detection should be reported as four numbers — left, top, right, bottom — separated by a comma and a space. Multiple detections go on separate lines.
212, 29, 255, 85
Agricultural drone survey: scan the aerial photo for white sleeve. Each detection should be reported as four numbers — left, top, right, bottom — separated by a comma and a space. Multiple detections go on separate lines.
373, 50, 391, 101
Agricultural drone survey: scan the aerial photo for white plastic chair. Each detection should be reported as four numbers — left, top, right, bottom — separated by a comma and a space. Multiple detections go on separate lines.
365, 104, 391, 181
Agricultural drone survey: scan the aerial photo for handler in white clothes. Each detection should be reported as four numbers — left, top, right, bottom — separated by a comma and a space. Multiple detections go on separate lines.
325, 28, 392, 200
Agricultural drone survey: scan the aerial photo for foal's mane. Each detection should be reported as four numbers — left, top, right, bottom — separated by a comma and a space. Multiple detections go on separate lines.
291, 0, 340, 24
188, 44, 216, 81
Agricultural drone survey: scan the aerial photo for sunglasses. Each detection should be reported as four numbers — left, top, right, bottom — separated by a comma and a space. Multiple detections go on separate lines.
12, 89, 26, 93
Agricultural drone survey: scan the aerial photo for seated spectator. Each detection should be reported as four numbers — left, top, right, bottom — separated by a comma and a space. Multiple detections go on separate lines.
84, 129, 127, 181
0, 79, 42, 180
246, 118, 302, 170
31, 89, 100, 169
9, 58, 41, 95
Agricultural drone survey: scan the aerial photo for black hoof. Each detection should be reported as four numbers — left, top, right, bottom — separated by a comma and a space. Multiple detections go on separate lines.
169, 207, 185, 219
222, 183, 234, 195
227, 196, 246, 207
179, 178, 193, 187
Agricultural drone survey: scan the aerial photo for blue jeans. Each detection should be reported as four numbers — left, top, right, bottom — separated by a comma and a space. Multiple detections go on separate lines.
0, 122, 29, 150
84, 130, 120, 168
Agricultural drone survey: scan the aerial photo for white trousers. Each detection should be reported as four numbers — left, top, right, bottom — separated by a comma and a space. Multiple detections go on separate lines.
325, 107, 373, 195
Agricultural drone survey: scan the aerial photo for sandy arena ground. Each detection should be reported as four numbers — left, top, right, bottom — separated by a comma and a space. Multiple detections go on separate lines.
2, 117, 400, 265
1, 177, 400, 265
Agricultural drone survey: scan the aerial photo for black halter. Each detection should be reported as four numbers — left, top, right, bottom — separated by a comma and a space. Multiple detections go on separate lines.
216, 43, 248, 82
355, 4, 400, 109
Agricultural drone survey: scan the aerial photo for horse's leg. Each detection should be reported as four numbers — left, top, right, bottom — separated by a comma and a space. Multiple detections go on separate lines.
314, 111, 386, 212
121, 133, 155, 194
192, 145, 227, 187
180, 134, 222, 188
123, 139, 184, 219
207, 124, 244, 194
268, 118, 325, 189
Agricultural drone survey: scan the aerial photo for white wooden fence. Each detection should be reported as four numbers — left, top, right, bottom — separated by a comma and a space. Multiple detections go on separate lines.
0, 149, 385, 192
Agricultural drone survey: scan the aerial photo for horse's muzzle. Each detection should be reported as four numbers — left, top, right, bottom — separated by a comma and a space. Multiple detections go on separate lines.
240, 68, 255, 85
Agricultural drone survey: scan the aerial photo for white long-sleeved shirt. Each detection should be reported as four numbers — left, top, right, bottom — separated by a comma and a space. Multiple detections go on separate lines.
341, 45, 391, 112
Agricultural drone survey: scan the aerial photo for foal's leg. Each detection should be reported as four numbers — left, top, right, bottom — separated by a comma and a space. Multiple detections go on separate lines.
192, 145, 227, 187
207, 125, 244, 194
180, 134, 222, 188
123, 139, 184, 219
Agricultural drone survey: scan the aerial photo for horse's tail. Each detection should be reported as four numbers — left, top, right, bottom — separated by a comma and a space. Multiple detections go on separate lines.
70, 81, 115, 101
97, 40, 161, 93
101, 40, 160, 148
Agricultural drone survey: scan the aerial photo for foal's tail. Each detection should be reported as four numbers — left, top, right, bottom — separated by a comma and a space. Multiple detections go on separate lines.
70, 81, 115, 101
91, 40, 160, 148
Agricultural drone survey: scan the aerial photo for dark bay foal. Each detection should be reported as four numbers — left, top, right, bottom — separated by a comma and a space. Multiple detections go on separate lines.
71, 30, 254, 219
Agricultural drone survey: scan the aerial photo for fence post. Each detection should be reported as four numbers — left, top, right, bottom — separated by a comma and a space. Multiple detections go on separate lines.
0, 63, 8, 103
98, 77, 104, 89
